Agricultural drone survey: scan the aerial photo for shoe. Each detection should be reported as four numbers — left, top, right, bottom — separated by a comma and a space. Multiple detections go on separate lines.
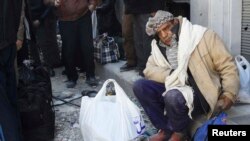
120, 63, 136, 72
81, 90, 98, 97
62, 70, 66, 75
148, 130, 167, 141
49, 69, 55, 77
168, 132, 188, 141
86, 76, 98, 87
66, 80, 76, 88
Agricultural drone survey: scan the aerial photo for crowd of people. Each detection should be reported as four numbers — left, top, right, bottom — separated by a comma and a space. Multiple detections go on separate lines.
0, 0, 239, 141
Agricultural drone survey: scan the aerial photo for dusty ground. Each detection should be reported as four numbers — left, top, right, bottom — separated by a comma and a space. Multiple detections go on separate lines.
51, 67, 156, 141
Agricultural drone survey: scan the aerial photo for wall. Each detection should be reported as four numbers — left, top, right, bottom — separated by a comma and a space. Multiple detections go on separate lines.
190, 0, 242, 56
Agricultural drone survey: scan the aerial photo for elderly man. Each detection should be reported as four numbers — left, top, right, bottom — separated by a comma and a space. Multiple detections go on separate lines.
133, 10, 239, 141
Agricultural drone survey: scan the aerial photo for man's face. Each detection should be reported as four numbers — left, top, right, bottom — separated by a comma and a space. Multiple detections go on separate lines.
156, 21, 175, 46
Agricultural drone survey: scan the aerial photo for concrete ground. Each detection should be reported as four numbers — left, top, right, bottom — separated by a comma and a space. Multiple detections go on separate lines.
52, 60, 250, 141
51, 66, 155, 141
95, 61, 250, 134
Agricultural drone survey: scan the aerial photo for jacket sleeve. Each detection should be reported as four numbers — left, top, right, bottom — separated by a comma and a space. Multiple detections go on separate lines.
143, 55, 172, 83
206, 30, 240, 103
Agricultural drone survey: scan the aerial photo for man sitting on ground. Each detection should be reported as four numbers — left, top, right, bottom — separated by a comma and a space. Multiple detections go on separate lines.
133, 10, 239, 141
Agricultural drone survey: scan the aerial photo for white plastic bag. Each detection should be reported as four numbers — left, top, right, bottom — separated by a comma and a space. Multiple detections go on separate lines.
235, 55, 250, 103
79, 79, 145, 141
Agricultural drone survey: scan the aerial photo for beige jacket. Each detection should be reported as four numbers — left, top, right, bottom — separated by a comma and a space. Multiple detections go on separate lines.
144, 27, 240, 116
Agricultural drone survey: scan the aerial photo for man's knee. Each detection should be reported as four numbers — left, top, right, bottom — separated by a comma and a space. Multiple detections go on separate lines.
133, 79, 146, 95
164, 89, 186, 107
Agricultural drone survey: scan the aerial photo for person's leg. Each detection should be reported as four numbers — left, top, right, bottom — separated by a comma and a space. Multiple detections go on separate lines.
164, 89, 192, 141
133, 79, 169, 131
0, 45, 22, 141
59, 20, 78, 87
120, 14, 136, 71
133, 14, 152, 75
164, 90, 190, 132
78, 11, 96, 84
37, 15, 60, 71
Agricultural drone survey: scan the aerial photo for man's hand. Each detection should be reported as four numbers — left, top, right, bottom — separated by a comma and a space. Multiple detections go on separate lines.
16, 40, 23, 51
33, 20, 40, 28
54, 0, 61, 7
88, 4, 95, 12
212, 95, 233, 117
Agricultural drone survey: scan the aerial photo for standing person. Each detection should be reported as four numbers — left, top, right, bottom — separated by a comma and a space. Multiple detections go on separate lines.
133, 10, 239, 141
123, 0, 165, 76
119, 14, 137, 72
29, 0, 61, 77
45, 0, 98, 88
96, 0, 122, 37
0, 0, 23, 140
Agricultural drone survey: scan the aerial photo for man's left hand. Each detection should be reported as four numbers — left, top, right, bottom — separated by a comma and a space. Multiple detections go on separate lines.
213, 95, 233, 117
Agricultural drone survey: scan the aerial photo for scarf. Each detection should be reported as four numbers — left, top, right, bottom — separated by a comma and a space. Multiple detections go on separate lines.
151, 18, 207, 118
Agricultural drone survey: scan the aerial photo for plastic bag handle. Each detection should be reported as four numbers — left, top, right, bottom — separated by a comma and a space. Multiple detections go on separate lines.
94, 79, 130, 103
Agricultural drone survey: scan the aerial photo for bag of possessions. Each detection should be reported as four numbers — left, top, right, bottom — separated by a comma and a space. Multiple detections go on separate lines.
94, 33, 120, 64
192, 112, 227, 141
79, 79, 145, 141
17, 62, 55, 141
235, 55, 250, 103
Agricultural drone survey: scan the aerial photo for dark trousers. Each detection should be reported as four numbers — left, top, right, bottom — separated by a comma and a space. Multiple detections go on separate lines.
36, 14, 60, 68
0, 45, 22, 141
132, 14, 152, 70
133, 79, 208, 133
122, 14, 136, 66
59, 10, 95, 81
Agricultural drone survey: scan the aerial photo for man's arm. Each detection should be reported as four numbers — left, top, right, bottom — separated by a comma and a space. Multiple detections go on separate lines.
206, 30, 240, 112
144, 55, 172, 83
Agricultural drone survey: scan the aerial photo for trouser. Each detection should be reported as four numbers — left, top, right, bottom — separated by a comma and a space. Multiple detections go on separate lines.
0, 44, 22, 141
59, 10, 95, 81
132, 14, 152, 70
122, 14, 136, 66
36, 14, 60, 68
133, 79, 209, 133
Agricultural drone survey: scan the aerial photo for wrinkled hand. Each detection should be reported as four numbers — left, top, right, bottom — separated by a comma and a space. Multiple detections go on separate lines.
212, 95, 233, 117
